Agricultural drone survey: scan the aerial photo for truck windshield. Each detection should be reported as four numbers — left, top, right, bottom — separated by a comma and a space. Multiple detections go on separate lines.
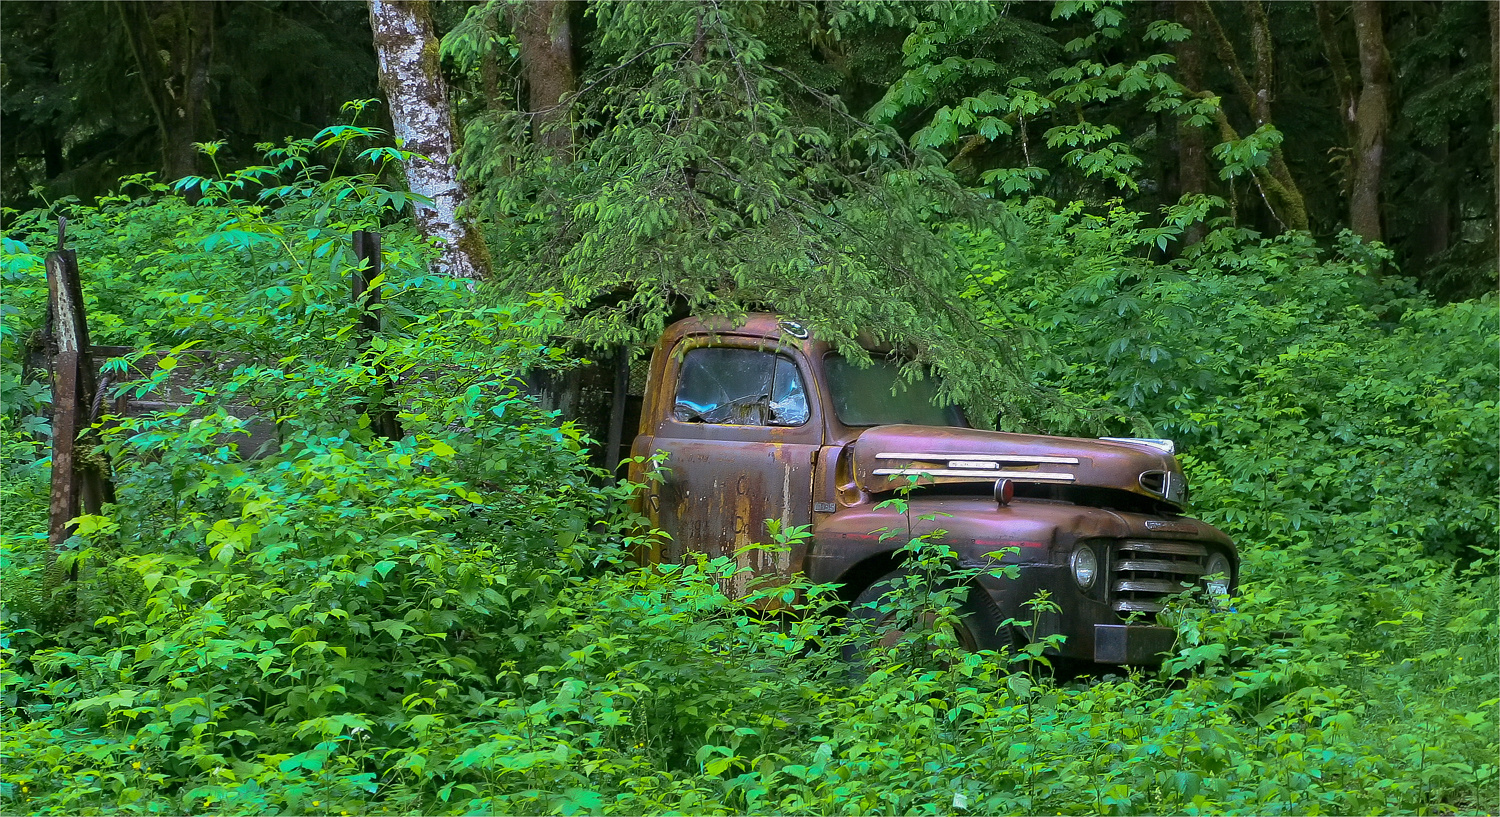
824, 355, 962, 427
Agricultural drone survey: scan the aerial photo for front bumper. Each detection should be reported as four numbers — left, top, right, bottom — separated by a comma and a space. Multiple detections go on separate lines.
1092, 624, 1178, 664
974, 565, 1182, 665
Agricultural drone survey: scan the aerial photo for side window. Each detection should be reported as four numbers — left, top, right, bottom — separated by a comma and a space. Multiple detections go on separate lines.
673, 347, 809, 426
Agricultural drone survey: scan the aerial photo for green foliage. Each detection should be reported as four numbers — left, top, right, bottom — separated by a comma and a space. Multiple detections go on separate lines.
1382, 0, 1500, 300
5, 160, 1496, 812
855, 0, 1496, 295
448, 0, 1061, 429
954, 196, 1499, 812
869, 0, 1216, 198
957, 198, 1497, 562
0, 134, 633, 814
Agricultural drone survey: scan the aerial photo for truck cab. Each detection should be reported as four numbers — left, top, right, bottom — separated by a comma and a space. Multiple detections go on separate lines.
627, 314, 1236, 665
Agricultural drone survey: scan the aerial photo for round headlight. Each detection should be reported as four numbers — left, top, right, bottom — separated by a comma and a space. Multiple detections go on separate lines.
1071, 545, 1098, 590
1204, 552, 1232, 596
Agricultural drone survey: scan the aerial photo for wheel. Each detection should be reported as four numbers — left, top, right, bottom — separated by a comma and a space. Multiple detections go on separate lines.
849, 569, 1014, 656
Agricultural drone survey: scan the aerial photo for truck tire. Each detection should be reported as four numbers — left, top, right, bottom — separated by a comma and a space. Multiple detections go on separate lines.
850, 569, 1015, 656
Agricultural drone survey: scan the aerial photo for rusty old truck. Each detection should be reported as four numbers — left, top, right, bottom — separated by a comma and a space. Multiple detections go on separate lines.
622, 313, 1236, 665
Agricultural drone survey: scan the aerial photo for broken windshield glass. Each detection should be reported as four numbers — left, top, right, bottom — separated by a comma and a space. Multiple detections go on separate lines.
673, 347, 808, 426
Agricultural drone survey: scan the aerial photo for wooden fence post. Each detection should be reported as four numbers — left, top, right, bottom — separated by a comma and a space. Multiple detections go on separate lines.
44, 218, 114, 595
352, 230, 402, 440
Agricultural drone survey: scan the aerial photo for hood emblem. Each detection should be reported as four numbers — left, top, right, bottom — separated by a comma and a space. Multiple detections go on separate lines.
1101, 437, 1176, 455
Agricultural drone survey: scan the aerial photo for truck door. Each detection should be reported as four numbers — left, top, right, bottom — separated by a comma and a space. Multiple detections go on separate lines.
647, 341, 821, 597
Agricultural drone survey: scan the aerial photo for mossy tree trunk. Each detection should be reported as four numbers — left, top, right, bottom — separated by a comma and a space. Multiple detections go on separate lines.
1349, 1, 1391, 244
116, 0, 217, 180
1175, 0, 1210, 245
369, 0, 490, 280
1199, 0, 1309, 233
512, 0, 579, 156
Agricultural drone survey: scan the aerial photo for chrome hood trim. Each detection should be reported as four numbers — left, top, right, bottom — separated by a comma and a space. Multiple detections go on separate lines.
850, 425, 1185, 508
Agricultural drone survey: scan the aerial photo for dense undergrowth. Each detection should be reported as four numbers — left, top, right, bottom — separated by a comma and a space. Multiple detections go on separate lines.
1, 138, 1496, 815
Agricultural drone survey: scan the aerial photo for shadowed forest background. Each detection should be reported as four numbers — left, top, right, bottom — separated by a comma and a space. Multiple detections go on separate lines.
1, 1, 1496, 814
4, 1, 1496, 298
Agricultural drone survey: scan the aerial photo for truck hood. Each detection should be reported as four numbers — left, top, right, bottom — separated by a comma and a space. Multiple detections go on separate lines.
849, 424, 1187, 509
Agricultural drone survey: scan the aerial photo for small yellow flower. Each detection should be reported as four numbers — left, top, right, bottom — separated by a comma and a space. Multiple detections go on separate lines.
132, 761, 142, 770
312, 801, 321, 807
20, 785, 28, 793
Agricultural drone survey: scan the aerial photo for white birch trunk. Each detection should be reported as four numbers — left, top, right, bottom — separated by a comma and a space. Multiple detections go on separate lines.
369, 0, 489, 280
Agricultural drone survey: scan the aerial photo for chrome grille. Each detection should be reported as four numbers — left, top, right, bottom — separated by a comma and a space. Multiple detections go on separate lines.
1110, 539, 1207, 617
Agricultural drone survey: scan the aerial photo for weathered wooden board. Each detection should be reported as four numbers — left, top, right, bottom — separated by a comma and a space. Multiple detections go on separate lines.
30, 343, 280, 459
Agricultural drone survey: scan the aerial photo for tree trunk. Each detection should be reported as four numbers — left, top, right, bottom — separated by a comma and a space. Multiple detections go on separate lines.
38, 3, 67, 181
477, 6, 511, 118
163, 0, 216, 179
1418, 47, 1452, 268
369, 0, 490, 281
1198, 0, 1308, 232
117, 1, 217, 180
1350, 0, 1391, 243
1176, 0, 1210, 244
1245, 0, 1274, 127
1419, 129, 1451, 261
1492, 0, 1499, 230
512, 0, 578, 155
1315, 1, 1357, 144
